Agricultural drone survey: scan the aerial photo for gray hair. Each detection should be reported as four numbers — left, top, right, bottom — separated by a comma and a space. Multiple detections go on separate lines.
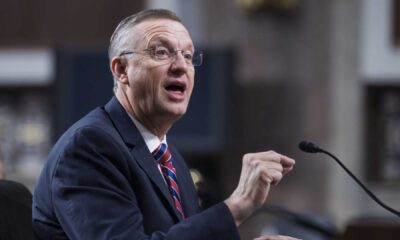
109, 9, 181, 60
109, 9, 182, 90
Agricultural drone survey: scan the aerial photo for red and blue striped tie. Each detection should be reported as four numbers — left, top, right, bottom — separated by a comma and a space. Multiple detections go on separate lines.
152, 143, 185, 219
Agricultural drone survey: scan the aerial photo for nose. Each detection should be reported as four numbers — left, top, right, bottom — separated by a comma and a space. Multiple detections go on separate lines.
169, 50, 189, 75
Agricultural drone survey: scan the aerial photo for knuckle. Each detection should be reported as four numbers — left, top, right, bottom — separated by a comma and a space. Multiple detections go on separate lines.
243, 153, 252, 160
277, 164, 284, 172
243, 153, 251, 164
243, 153, 256, 163
266, 150, 276, 155
265, 150, 280, 161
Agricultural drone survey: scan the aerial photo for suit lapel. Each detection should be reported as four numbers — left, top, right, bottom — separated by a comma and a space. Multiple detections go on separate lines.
104, 97, 182, 221
132, 143, 183, 221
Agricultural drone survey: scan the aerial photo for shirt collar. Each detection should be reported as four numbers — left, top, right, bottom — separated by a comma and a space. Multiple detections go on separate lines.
126, 112, 167, 153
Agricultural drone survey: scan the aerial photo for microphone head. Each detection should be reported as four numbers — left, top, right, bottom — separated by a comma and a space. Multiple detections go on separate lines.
299, 141, 321, 153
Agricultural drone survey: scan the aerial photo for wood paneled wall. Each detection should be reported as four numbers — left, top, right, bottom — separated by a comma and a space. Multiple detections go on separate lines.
0, 0, 144, 46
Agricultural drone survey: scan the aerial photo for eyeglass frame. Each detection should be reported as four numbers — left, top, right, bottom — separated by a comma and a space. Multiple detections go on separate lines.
119, 46, 203, 67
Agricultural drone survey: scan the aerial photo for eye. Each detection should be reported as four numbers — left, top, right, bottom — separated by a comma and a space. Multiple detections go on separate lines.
182, 51, 193, 61
153, 46, 171, 59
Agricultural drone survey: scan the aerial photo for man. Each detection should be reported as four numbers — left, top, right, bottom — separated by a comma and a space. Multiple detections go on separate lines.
0, 180, 33, 240
33, 9, 297, 240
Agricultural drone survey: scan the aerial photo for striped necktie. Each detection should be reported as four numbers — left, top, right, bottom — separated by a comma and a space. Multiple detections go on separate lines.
152, 143, 185, 219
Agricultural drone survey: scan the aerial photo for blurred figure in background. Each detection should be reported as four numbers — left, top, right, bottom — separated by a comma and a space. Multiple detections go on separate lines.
0, 147, 33, 239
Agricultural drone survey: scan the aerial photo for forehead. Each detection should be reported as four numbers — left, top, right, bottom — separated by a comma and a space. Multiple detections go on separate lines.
132, 19, 193, 48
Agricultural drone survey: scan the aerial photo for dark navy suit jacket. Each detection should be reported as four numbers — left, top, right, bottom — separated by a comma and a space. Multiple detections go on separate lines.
33, 97, 240, 240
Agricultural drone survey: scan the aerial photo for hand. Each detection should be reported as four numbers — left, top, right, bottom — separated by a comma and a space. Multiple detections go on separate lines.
224, 151, 295, 226
254, 235, 301, 240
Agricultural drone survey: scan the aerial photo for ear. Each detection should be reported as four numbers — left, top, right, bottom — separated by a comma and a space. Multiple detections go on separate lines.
110, 57, 129, 84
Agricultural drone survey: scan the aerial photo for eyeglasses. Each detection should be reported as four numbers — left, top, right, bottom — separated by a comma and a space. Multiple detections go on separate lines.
119, 45, 203, 66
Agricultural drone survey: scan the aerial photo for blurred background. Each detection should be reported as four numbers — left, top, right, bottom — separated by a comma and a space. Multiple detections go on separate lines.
1, 0, 400, 239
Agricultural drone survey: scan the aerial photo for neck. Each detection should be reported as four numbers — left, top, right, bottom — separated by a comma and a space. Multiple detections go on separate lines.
115, 90, 174, 140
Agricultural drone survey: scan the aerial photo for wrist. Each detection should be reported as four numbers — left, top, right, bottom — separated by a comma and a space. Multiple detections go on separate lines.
224, 196, 250, 226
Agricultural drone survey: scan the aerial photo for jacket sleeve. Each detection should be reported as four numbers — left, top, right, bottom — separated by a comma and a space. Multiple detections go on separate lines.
51, 126, 240, 240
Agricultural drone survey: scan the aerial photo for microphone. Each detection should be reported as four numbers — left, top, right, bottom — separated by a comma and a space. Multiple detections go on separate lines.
298, 141, 321, 153
299, 141, 400, 218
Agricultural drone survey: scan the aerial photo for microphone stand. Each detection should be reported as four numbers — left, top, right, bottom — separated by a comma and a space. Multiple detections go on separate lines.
319, 148, 400, 218
300, 141, 400, 218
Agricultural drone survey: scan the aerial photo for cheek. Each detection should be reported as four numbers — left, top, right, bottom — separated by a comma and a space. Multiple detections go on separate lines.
187, 82, 194, 98
128, 68, 151, 101
137, 70, 163, 108
187, 72, 195, 97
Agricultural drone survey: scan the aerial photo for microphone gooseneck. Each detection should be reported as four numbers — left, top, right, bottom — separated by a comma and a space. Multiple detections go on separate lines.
299, 141, 400, 218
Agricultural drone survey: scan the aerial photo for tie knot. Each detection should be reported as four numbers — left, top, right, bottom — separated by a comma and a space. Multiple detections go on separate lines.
152, 143, 171, 164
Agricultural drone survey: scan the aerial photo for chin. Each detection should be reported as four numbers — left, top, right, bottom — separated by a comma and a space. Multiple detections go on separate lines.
169, 109, 188, 122
156, 101, 189, 121
172, 109, 187, 118
167, 103, 188, 115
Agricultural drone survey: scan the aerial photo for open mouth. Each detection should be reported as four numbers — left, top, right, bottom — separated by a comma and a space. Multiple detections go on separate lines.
165, 83, 186, 94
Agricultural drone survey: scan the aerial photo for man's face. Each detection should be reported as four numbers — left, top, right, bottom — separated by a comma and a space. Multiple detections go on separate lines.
123, 19, 195, 125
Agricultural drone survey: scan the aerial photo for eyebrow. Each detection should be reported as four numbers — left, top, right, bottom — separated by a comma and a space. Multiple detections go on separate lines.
147, 36, 194, 52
